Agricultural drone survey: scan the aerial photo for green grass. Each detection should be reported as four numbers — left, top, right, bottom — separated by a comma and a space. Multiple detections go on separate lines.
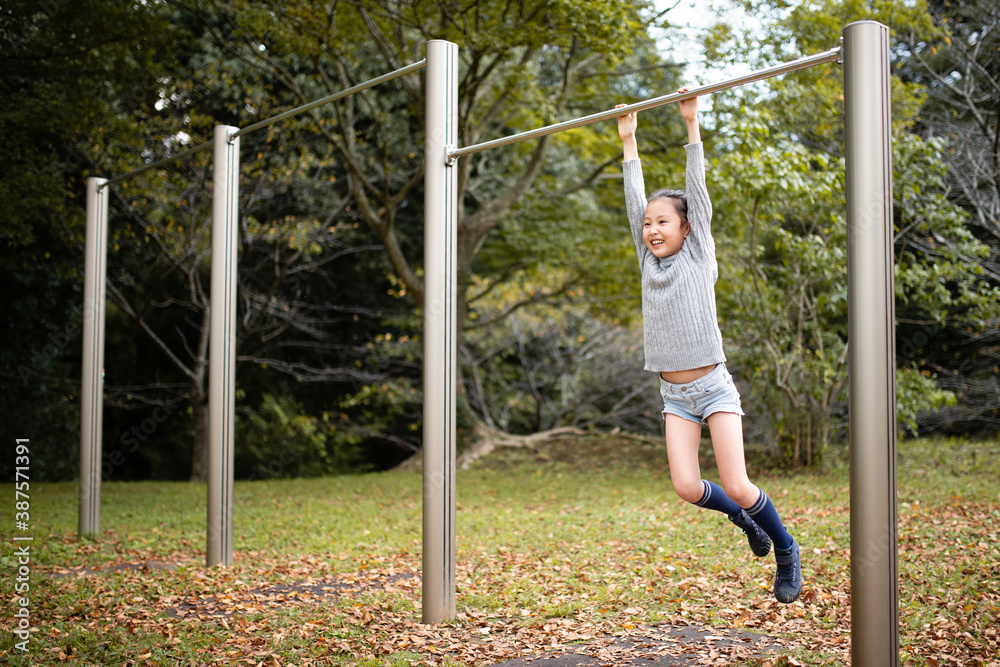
1, 434, 998, 665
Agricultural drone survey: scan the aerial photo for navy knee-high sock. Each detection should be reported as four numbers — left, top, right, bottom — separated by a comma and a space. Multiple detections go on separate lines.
746, 490, 793, 550
693, 480, 742, 517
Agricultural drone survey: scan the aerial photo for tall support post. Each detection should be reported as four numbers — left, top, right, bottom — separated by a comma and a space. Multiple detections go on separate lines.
208, 125, 239, 567
80, 177, 109, 536
843, 21, 899, 665
422, 39, 459, 623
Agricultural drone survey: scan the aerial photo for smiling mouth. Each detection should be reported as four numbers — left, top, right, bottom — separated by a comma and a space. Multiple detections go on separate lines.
650, 239, 664, 246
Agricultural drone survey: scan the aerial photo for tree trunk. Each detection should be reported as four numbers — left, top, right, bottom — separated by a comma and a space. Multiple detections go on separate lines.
456, 423, 584, 470
805, 413, 813, 468
394, 422, 584, 471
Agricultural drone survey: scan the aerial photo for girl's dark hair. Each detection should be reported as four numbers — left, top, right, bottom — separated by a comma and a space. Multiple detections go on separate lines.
647, 189, 688, 226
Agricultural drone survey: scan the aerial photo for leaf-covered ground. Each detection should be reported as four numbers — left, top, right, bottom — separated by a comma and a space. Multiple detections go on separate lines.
1, 435, 998, 665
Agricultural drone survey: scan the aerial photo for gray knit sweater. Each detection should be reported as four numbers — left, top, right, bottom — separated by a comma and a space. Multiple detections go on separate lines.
623, 142, 726, 373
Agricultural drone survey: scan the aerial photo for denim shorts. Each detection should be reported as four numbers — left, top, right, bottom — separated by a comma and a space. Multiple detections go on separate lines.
659, 362, 745, 425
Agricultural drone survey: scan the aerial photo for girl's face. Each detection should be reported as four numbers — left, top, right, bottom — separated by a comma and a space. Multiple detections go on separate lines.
643, 198, 690, 257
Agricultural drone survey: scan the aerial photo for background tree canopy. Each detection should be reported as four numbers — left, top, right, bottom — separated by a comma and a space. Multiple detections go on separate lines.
3, 0, 998, 482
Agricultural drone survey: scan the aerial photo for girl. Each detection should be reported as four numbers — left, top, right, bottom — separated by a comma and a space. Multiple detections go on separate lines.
616, 92, 802, 604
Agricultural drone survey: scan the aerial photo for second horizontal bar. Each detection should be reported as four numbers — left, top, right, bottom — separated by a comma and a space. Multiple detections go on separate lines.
102, 59, 427, 189
233, 58, 426, 139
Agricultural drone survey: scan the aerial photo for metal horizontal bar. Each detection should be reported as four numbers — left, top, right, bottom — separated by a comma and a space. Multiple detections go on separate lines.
232, 58, 426, 138
103, 140, 213, 188
449, 46, 842, 161
101, 59, 427, 188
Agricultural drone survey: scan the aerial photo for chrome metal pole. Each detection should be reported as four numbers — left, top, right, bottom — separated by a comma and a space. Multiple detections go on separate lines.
422, 39, 459, 623
80, 177, 109, 537
208, 125, 239, 567
449, 46, 842, 161
843, 20, 899, 666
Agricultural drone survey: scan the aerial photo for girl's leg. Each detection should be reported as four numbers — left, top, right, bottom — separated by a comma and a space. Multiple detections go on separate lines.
703, 410, 772, 557
706, 411, 792, 549
664, 414, 706, 504
707, 411, 802, 603
665, 414, 741, 515
703, 411, 758, 506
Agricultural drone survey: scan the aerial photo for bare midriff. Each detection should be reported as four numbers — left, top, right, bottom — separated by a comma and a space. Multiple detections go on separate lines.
659, 364, 718, 384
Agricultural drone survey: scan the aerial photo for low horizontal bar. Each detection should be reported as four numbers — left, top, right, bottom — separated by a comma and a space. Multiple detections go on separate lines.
233, 59, 426, 138
449, 46, 842, 161
101, 59, 427, 188
103, 140, 213, 188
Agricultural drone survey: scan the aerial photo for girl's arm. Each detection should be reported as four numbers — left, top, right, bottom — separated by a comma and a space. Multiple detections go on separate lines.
684, 143, 715, 267
616, 104, 638, 161
678, 91, 716, 270
678, 87, 701, 145
616, 105, 649, 265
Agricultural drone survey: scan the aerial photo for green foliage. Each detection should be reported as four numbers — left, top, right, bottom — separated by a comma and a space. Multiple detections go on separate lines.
238, 393, 340, 479
706, 107, 988, 463
704, 0, 934, 148
896, 364, 956, 436
0, 0, 179, 481
691, 0, 999, 463
234, 318, 425, 477
0, 263, 82, 482
893, 133, 1000, 321
710, 114, 848, 464
462, 276, 656, 435
890, 0, 1000, 433
236, 379, 422, 479
103, 0, 675, 478
11, 0, 1000, 483
0, 0, 177, 251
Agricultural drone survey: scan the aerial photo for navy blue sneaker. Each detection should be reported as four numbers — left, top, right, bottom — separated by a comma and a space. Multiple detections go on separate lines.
728, 509, 772, 558
774, 538, 803, 603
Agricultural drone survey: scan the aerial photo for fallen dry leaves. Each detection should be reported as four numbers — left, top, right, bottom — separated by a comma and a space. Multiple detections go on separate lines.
26, 498, 997, 667
13, 490, 998, 666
